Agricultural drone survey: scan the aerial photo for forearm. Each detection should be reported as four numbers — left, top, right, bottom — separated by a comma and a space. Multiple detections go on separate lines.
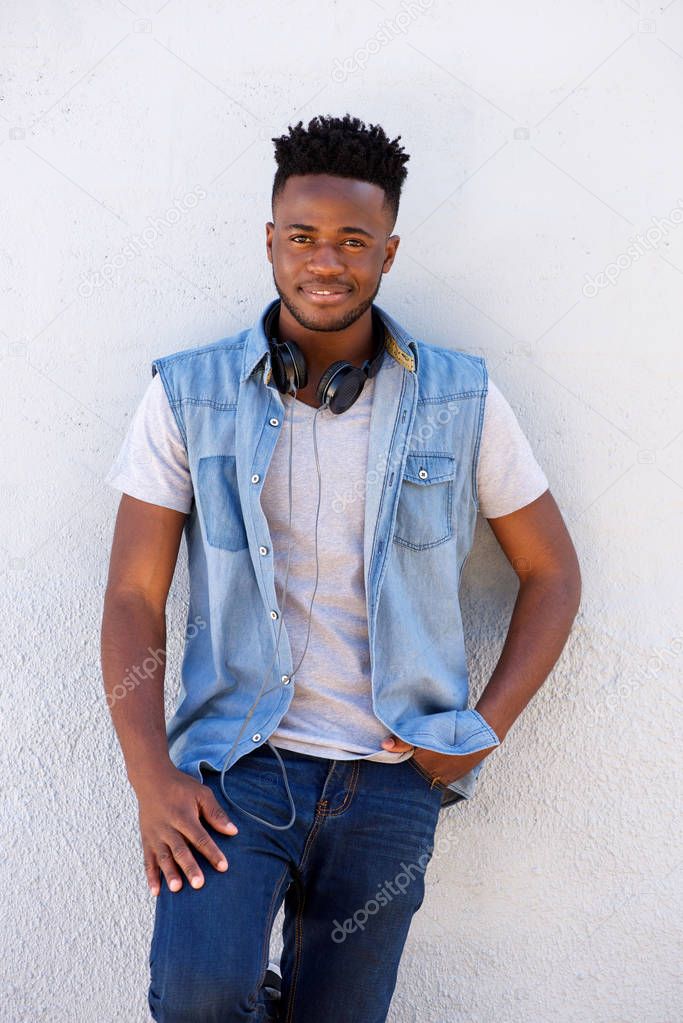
475, 571, 581, 742
100, 591, 174, 791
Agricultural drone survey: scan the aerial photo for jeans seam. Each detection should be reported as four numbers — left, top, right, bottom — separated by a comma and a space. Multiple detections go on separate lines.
253, 863, 290, 1010
296, 814, 323, 884
283, 874, 306, 1023
319, 759, 360, 816
284, 804, 329, 1022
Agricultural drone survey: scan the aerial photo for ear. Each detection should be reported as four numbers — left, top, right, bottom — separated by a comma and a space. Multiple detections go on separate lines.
382, 234, 400, 273
265, 222, 274, 264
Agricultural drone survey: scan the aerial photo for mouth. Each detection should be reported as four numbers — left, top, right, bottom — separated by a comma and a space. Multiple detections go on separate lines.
299, 285, 352, 305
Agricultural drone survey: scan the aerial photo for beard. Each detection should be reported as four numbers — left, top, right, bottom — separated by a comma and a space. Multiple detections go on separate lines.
270, 266, 384, 334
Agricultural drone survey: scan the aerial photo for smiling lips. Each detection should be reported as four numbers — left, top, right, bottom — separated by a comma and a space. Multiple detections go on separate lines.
300, 284, 352, 304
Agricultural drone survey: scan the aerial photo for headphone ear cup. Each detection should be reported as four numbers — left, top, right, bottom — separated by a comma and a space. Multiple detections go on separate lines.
316, 360, 348, 406
270, 339, 308, 394
317, 361, 367, 414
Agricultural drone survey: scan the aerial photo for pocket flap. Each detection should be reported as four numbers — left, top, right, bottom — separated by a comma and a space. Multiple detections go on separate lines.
402, 452, 455, 485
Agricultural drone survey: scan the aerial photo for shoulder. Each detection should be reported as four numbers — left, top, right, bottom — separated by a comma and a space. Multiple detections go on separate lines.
476, 375, 550, 518
138, 370, 180, 425
149, 327, 250, 445
152, 327, 249, 374
411, 337, 487, 399
151, 326, 250, 408
481, 376, 528, 429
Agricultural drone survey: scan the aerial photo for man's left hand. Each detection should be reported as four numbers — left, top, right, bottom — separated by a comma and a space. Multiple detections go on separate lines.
380, 734, 498, 786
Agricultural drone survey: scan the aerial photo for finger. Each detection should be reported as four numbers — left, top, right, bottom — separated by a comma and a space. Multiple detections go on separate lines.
199, 790, 239, 836
156, 843, 186, 893
185, 824, 229, 874
167, 832, 206, 890
381, 735, 415, 752
143, 847, 162, 896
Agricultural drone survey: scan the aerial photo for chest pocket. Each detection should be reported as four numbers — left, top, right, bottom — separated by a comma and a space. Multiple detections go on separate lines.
196, 454, 249, 551
393, 452, 455, 550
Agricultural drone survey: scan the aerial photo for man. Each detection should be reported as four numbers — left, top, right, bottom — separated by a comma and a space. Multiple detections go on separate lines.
101, 113, 581, 1023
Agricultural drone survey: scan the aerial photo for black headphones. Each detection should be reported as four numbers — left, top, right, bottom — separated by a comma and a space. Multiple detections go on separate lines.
265, 300, 386, 415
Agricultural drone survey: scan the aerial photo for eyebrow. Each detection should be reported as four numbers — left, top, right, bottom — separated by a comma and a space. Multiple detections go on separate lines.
284, 223, 374, 239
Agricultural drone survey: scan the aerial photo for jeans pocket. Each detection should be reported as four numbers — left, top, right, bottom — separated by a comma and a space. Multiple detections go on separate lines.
406, 755, 450, 794
393, 452, 455, 550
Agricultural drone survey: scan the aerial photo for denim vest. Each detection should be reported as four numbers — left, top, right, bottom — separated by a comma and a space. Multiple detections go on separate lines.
151, 297, 500, 811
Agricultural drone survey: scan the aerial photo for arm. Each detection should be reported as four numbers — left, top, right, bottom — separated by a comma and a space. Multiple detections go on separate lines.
101, 493, 186, 787
474, 487, 582, 740
382, 489, 582, 783
101, 494, 239, 894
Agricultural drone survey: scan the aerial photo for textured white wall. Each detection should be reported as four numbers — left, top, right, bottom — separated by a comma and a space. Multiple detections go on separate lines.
1, 2, 682, 1021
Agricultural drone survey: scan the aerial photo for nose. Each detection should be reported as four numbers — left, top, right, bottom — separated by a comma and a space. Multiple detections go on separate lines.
306, 241, 345, 274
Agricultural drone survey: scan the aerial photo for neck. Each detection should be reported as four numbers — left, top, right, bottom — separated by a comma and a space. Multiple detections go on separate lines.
268, 300, 381, 374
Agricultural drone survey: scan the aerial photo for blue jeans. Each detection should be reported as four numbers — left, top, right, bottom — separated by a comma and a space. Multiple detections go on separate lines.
148, 743, 446, 1022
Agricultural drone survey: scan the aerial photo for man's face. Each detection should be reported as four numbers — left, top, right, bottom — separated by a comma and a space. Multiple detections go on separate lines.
265, 173, 400, 333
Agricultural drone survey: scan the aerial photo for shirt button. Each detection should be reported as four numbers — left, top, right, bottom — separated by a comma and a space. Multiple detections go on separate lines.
270, 609, 279, 620
252, 733, 261, 742
418, 468, 428, 480
281, 674, 290, 685
269, 417, 280, 427
259, 545, 268, 556
251, 473, 260, 484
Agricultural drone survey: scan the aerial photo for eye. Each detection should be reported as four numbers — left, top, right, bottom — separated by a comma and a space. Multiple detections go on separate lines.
288, 236, 366, 247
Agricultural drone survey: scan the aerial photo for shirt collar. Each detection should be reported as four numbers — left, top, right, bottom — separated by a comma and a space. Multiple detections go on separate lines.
240, 296, 418, 384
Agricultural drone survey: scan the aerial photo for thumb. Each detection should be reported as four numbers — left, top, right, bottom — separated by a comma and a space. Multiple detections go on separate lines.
200, 790, 239, 834
381, 734, 414, 752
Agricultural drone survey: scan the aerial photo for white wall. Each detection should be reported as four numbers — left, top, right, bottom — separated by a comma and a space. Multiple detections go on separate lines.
1, 2, 681, 1021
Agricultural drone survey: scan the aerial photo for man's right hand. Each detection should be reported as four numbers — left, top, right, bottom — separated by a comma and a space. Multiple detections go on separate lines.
134, 765, 239, 896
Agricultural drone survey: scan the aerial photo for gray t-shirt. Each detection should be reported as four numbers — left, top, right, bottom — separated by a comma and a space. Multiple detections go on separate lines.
105, 365, 549, 764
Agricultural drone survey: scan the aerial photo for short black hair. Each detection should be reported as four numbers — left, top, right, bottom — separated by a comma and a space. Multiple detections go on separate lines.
271, 113, 410, 229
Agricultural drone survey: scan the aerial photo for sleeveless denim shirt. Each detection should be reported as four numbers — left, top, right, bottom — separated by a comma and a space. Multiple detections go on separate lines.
151, 298, 501, 810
